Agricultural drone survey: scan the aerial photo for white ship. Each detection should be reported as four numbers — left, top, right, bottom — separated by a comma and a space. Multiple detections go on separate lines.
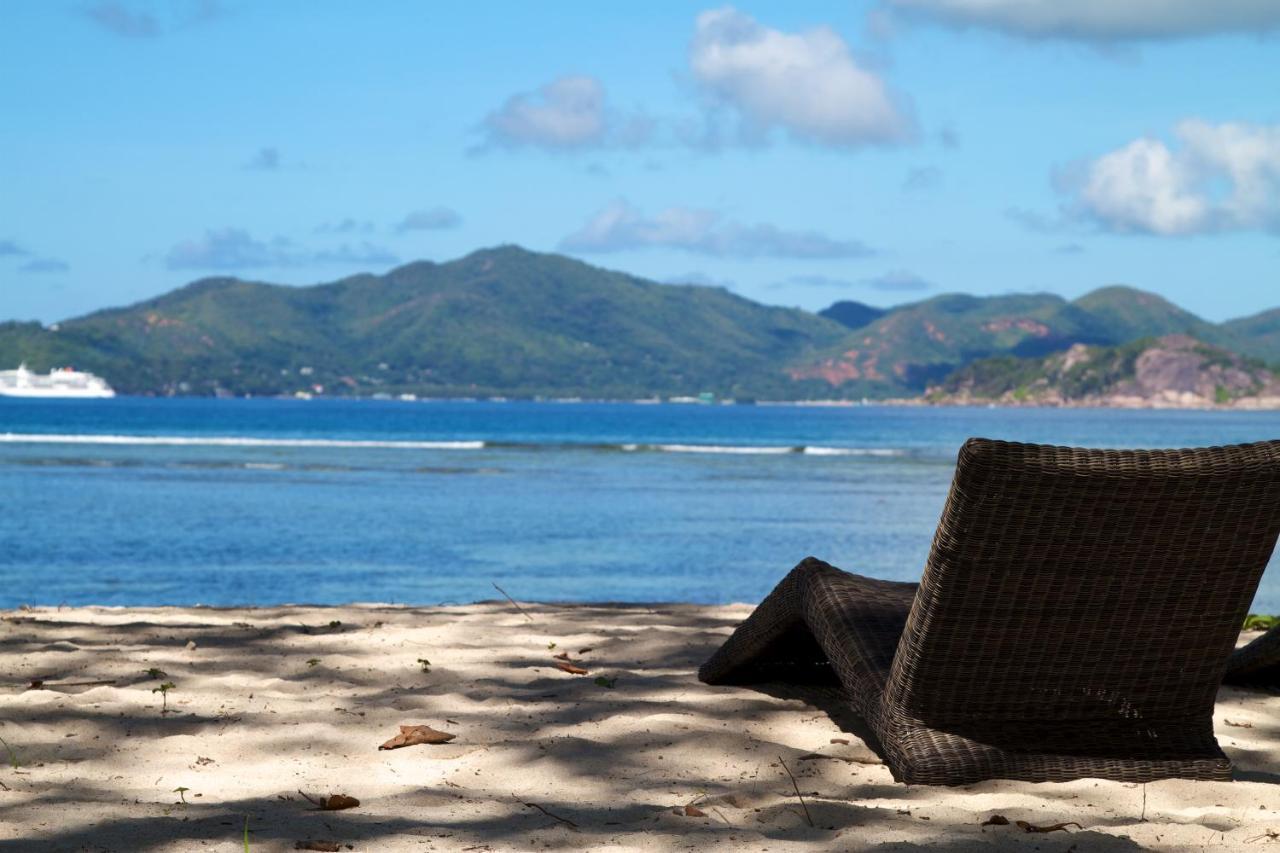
0, 364, 116, 398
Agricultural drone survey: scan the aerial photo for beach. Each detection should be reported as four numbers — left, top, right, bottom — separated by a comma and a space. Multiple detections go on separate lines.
1, 602, 1276, 852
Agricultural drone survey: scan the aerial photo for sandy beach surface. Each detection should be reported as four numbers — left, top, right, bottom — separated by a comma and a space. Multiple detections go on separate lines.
0, 603, 1276, 852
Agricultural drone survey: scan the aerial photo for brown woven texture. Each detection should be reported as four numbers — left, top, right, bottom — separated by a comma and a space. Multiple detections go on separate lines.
700, 438, 1280, 785
1224, 625, 1280, 686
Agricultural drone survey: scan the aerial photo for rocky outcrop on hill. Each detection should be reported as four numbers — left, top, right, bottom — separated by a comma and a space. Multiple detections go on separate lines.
928, 335, 1280, 409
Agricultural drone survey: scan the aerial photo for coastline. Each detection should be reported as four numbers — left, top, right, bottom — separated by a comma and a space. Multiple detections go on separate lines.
2, 602, 1276, 851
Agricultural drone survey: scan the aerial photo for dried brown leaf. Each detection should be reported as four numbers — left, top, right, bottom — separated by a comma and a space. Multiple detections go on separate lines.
295, 842, 341, 852
982, 814, 1010, 826
684, 804, 707, 817
379, 725, 456, 750
299, 791, 360, 811
555, 661, 588, 676
552, 652, 570, 661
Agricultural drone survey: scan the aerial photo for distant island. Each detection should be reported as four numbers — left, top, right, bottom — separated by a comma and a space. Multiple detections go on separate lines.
1, 244, 1278, 406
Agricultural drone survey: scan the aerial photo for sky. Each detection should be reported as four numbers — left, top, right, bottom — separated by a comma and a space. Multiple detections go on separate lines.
1, 0, 1278, 325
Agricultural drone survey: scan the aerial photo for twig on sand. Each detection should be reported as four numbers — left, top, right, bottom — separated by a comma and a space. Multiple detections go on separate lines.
516, 796, 578, 829
777, 755, 813, 828
492, 583, 534, 622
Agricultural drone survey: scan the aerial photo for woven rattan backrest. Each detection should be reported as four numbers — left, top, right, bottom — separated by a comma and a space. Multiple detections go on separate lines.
885, 438, 1280, 724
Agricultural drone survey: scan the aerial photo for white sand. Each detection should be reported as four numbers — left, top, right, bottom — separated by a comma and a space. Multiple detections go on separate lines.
0, 603, 1276, 851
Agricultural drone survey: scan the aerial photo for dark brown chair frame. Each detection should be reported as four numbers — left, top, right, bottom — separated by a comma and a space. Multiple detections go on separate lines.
700, 438, 1280, 785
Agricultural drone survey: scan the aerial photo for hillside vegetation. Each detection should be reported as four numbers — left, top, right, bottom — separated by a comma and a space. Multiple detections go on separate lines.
1, 246, 1276, 400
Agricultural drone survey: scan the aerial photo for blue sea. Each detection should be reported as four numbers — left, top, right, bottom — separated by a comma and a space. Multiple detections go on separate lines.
2, 398, 1278, 612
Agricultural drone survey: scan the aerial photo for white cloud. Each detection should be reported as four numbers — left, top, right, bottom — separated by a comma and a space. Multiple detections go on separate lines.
395, 208, 462, 232
165, 228, 399, 270
1072, 120, 1280, 235
889, 0, 1280, 41
559, 200, 873, 259
689, 6, 911, 147
477, 76, 650, 151
862, 269, 932, 291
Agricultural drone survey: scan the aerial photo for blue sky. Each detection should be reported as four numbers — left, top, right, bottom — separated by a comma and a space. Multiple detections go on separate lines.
1, 1, 1278, 324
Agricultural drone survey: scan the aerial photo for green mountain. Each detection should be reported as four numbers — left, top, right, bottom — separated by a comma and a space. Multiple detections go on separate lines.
1222, 308, 1280, 363
0, 246, 850, 399
928, 335, 1280, 407
790, 285, 1248, 397
1, 249, 1275, 401
818, 300, 886, 331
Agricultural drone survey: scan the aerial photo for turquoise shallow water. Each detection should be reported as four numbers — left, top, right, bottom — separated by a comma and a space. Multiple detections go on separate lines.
1, 398, 1278, 611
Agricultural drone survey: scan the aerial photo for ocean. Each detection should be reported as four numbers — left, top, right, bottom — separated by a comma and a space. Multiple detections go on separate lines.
2, 398, 1278, 612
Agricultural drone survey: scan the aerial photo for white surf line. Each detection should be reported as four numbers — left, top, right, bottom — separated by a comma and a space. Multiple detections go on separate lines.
0, 433, 485, 450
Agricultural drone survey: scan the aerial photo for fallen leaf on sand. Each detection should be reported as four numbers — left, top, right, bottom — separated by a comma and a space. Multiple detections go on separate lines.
578, 647, 593, 654
982, 815, 1010, 826
1016, 820, 1081, 833
552, 652, 570, 661
830, 738, 849, 745
684, 805, 707, 817
379, 725, 456, 750
295, 842, 341, 852
555, 661, 588, 676
299, 791, 359, 811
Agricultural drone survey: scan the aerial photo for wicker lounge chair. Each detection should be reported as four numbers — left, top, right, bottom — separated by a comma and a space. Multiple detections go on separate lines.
1224, 625, 1280, 687
700, 438, 1280, 785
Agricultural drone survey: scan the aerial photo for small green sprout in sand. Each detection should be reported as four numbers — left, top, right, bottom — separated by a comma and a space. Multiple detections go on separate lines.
594, 676, 617, 689
173, 786, 190, 804
547, 642, 557, 650
417, 658, 431, 673
243, 814, 251, 852
328, 620, 342, 629
0, 735, 20, 769
144, 667, 167, 680
152, 681, 176, 712
306, 658, 321, 668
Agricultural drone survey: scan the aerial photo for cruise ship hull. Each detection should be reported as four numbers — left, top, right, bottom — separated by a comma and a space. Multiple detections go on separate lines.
0, 386, 116, 399
0, 365, 117, 398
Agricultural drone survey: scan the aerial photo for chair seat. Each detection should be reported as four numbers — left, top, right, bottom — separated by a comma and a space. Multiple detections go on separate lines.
698, 557, 915, 715
1224, 625, 1280, 687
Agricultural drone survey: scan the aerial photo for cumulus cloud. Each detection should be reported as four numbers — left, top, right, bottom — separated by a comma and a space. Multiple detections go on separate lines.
1069, 120, 1280, 235
689, 6, 912, 147
82, 0, 225, 38
476, 76, 652, 151
888, 0, 1280, 41
0, 239, 29, 257
244, 147, 281, 171
559, 200, 873, 259
165, 228, 398, 270
19, 258, 70, 273
862, 269, 932, 291
395, 208, 462, 232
